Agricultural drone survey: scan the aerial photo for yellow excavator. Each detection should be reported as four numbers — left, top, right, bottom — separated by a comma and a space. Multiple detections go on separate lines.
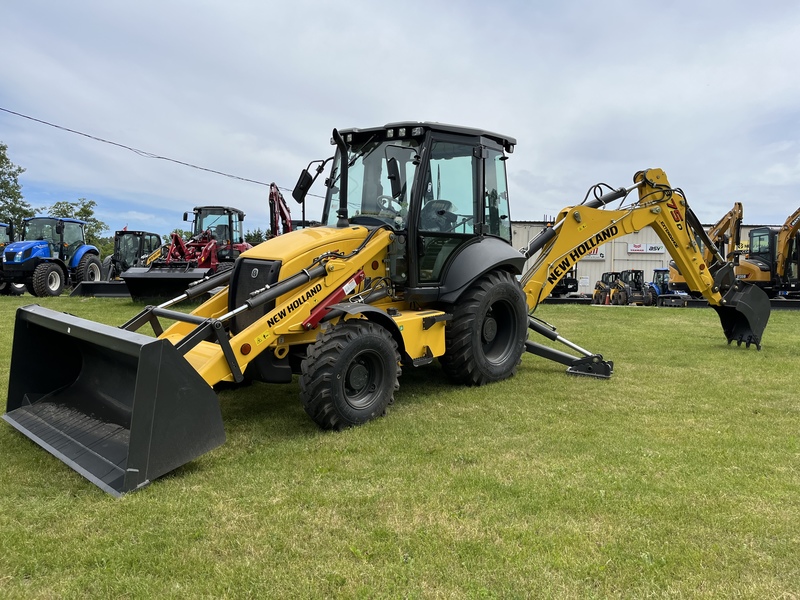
668, 201, 743, 297
3, 122, 771, 496
735, 207, 800, 297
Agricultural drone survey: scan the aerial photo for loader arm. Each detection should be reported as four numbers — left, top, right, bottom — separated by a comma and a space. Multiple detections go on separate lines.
154, 226, 399, 386
775, 206, 800, 278
520, 168, 769, 348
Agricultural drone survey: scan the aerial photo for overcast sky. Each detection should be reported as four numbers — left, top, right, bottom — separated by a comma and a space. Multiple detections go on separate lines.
2, 0, 799, 237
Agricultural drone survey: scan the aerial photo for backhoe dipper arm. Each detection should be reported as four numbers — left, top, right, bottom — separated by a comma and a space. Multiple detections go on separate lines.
523, 169, 728, 310
520, 168, 770, 350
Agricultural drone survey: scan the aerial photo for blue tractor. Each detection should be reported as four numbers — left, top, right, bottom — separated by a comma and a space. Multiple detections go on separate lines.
645, 267, 688, 307
0, 222, 24, 295
1, 217, 102, 297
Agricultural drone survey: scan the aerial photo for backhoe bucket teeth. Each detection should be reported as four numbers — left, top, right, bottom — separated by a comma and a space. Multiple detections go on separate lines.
3, 305, 225, 496
712, 281, 771, 349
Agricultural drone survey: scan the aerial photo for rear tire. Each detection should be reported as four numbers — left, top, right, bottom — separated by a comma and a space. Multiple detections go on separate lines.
76, 254, 102, 283
440, 270, 527, 386
300, 320, 401, 430
32, 263, 64, 297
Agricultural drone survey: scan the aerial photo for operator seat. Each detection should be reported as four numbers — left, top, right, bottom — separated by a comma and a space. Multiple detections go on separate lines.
420, 200, 456, 232
214, 225, 230, 242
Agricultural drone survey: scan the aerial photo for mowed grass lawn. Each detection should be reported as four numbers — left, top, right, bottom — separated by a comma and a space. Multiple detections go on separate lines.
0, 294, 798, 598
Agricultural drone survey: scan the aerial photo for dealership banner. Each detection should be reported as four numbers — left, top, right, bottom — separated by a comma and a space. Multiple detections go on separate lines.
582, 247, 606, 260
627, 243, 665, 254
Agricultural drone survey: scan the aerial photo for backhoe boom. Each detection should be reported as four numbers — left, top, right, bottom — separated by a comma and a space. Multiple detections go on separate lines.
520, 168, 769, 348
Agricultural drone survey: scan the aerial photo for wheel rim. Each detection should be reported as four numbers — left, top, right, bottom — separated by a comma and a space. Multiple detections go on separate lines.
481, 299, 517, 364
48, 270, 61, 291
343, 351, 384, 410
88, 263, 101, 281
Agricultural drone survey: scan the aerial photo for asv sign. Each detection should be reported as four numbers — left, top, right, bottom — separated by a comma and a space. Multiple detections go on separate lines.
583, 247, 605, 260
628, 243, 665, 254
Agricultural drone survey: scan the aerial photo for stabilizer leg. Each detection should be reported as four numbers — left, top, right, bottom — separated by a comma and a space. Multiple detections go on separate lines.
525, 317, 613, 378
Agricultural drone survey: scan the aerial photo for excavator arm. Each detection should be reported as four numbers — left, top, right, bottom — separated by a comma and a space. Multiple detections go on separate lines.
703, 201, 743, 263
519, 169, 770, 368
269, 183, 293, 237
775, 206, 800, 278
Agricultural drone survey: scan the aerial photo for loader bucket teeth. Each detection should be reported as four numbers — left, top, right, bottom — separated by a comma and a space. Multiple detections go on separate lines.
3, 305, 226, 496
711, 281, 771, 351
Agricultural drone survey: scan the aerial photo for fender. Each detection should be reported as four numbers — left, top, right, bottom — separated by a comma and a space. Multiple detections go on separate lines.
69, 244, 100, 269
323, 303, 406, 356
438, 237, 526, 303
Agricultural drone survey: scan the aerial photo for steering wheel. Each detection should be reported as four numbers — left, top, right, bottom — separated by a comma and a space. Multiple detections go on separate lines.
377, 195, 404, 216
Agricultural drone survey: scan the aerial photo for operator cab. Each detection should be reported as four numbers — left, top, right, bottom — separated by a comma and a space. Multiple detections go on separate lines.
185, 206, 245, 245
298, 122, 516, 296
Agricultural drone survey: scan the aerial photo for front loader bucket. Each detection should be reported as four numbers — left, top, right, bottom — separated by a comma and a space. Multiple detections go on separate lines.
712, 281, 771, 349
122, 266, 212, 301
70, 280, 131, 298
3, 305, 225, 496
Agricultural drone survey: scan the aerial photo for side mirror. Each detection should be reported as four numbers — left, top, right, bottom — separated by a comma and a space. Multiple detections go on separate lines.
55, 221, 63, 235
183, 212, 189, 222
387, 157, 402, 199
292, 170, 313, 204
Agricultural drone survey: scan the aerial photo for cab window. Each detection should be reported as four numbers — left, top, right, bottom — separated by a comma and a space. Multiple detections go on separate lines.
417, 141, 477, 283
326, 139, 419, 228
484, 148, 511, 242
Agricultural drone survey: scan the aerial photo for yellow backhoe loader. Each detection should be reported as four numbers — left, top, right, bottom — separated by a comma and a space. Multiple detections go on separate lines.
3, 122, 771, 496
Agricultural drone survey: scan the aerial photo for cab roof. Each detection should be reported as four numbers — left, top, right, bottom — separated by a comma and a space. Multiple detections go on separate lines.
24, 216, 87, 225
338, 121, 516, 153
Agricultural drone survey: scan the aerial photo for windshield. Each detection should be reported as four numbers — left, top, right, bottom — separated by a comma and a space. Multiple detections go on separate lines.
23, 218, 59, 243
195, 209, 241, 243
750, 230, 771, 256
117, 233, 141, 267
323, 138, 420, 227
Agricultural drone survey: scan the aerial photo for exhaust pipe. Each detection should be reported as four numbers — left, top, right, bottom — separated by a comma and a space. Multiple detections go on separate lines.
4, 305, 225, 496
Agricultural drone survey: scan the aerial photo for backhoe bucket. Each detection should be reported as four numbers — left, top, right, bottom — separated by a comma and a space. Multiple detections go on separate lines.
713, 281, 771, 349
3, 305, 225, 496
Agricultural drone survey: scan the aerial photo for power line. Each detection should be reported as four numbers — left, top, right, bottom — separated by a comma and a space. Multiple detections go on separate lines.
0, 106, 319, 197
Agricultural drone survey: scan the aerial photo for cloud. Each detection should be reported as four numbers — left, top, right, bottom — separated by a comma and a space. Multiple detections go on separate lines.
2, 0, 800, 233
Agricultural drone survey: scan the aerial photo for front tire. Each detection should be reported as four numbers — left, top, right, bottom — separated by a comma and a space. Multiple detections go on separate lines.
300, 320, 401, 430
0, 281, 24, 296
32, 263, 64, 297
440, 270, 528, 386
